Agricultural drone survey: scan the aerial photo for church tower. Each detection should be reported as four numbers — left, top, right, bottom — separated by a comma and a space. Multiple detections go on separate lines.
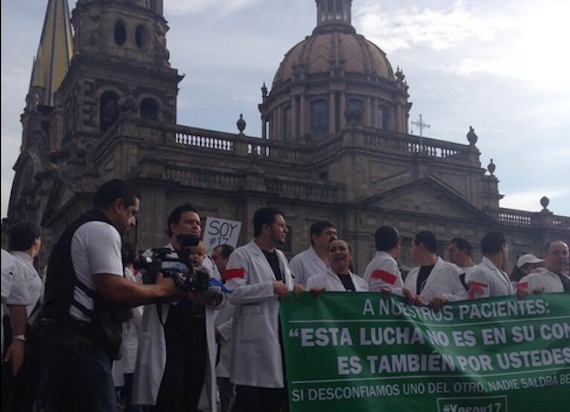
259, 0, 411, 142
8, 0, 74, 227
56, 0, 182, 151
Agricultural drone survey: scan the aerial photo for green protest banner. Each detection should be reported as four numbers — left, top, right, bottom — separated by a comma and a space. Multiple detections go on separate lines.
280, 293, 570, 412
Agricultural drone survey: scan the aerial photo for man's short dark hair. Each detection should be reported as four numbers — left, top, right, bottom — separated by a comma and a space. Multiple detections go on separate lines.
253, 207, 284, 237
545, 239, 568, 253
122, 241, 137, 266
375, 225, 400, 252
167, 203, 199, 237
413, 231, 438, 254
94, 179, 140, 209
9, 222, 41, 252
481, 231, 506, 255
214, 244, 235, 259
310, 220, 335, 245
450, 237, 473, 257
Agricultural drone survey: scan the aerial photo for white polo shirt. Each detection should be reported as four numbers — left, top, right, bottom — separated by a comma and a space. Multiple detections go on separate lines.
70, 222, 124, 321
11, 251, 43, 318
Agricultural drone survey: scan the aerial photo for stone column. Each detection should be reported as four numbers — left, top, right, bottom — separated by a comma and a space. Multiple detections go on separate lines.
371, 98, 377, 128
329, 92, 336, 134
270, 112, 276, 140
261, 115, 267, 139
276, 106, 282, 141
292, 96, 298, 139
395, 105, 402, 132
365, 96, 372, 127
300, 95, 307, 137
340, 92, 346, 130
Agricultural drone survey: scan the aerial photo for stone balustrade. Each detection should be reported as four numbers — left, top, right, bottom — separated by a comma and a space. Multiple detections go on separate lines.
266, 179, 342, 201
362, 130, 471, 164
171, 125, 234, 151
165, 168, 243, 188
486, 208, 570, 230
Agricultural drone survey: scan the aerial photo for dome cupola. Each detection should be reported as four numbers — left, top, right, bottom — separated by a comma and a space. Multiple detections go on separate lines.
259, 0, 411, 142
315, 0, 355, 33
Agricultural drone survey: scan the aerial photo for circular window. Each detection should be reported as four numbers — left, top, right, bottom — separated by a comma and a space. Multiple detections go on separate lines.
114, 21, 127, 45
135, 25, 149, 50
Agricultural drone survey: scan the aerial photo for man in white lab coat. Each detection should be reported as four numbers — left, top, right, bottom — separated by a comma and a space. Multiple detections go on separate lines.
447, 237, 478, 280
468, 231, 513, 299
133, 203, 224, 412
518, 240, 570, 295
289, 220, 337, 286
399, 231, 468, 311
363, 225, 404, 292
226, 207, 303, 412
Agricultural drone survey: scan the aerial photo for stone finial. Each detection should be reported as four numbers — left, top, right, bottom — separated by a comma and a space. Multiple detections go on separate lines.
237, 114, 246, 134
261, 83, 268, 100
467, 126, 478, 145
395, 67, 405, 82
487, 158, 496, 175
540, 196, 550, 210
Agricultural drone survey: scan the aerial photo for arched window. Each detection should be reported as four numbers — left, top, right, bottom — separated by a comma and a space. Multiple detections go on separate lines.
140, 98, 159, 121
378, 107, 389, 130
310, 100, 329, 136
347, 99, 363, 113
283, 106, 292, 140
135, 25, 149, 50
100, 91, 119, 133
346, 99, 363, 125
114, 21, 127, 45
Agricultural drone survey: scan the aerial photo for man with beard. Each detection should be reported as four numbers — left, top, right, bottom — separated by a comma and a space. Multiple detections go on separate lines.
226, 207, 303, 412
133, 203, 225, 412
40, 179, 179, 412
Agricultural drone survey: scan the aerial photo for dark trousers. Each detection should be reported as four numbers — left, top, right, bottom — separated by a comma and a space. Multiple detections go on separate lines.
1, 342, 40, 412
217, 377, 235, 412
39, 319, 118, 412
122, 373, 142, 412
152, 308, 207, 412
233, 385, 288, 412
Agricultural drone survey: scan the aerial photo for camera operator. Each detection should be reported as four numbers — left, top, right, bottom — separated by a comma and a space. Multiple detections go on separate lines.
39, 179, 180, 412
133, 203, 225, 412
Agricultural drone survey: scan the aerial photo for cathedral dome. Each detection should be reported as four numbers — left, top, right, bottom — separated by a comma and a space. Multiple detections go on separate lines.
272, 29, 395, 89
259, 0, 411, 141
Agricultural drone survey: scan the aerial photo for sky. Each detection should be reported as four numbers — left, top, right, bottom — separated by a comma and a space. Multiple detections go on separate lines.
2, 0, 569, 218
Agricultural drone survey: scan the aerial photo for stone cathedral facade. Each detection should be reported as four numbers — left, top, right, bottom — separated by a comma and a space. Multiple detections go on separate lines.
4, 0, 569, 272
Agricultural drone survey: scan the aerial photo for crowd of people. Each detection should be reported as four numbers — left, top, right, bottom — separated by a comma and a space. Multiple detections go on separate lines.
1, 178, 568, 412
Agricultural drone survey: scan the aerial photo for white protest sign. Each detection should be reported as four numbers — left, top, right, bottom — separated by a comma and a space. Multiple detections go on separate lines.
203, 217, 242, 253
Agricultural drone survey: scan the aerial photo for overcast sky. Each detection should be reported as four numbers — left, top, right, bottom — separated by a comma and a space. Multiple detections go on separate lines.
2, 0, 569, 218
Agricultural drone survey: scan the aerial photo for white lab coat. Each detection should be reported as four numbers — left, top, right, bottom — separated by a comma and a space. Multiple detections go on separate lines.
468, 257, 514, 298
363, 251, 404, 291
226, 240, 294, 389
307, 268, 369, 292
289, 246, 328, 286
132, 243, 223, 410
214, 301, 234, 379
112, 268, 143, 386
518, 270, 569, 294
403, 257, 468, 302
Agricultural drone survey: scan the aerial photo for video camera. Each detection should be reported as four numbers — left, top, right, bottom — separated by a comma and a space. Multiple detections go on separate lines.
133, 233, 211, 294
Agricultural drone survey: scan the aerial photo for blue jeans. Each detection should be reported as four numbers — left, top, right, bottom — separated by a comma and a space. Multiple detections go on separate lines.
40, 320, 118, 412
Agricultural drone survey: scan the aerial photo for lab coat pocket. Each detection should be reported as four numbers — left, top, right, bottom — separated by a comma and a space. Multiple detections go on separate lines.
239, 304, 263, 342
